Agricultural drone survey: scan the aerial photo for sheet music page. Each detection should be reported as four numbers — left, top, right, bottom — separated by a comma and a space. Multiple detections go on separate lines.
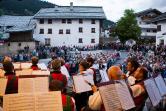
144, 78, 162, 106
0, 69, 5, 77
32, 70, 50, 76
3, 93, 35, 111
35, 91, 63, 111
16, 69, 33, 76
99, 84, 122, 111
73, 74, 94, 93
115, 80, 135, 110
154, 75, 166, 96
0, 78, 7, 96
21, 63, 32, 69
61, 66, 70, 78
37, 63, 47, 70
13, 63, 21, 70
34, 77, 49, 92
99, 70, 109, 82
18, 78, 35, 93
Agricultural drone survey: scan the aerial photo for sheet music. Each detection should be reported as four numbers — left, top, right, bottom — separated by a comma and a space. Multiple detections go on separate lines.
0, 78, 7, 96
144, 78, 162, 106
115, 80, 135, 110
3, 92, 63, 111
99, 84, 122, 111
16, 69, 33, 76
73, 74, 94, 93
21, 63, 32, 69
35, 91, 63, 111
0, 69, 5, 77
19, 77, 49, 93
13, 63, 21, 70
32, 70, 50, 76
3, 93, 35, 111
61, 66, 70, 78
18, 78, 35, 93
99, 69, 109, 82
154, 75, 166, 96
34, 77, 49, 92
37, 63, 47, 70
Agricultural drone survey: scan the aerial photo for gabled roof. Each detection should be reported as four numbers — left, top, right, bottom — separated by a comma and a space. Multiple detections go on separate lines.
0, 15, 36, 32
136, 8, 162, 17
151, 12, 166, 22
0, 15, 34, 27
34, 6, 106, 19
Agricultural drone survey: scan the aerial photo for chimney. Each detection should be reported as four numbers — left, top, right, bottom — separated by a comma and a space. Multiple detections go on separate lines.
54, 5, 59, 11
70, 2, 73, 11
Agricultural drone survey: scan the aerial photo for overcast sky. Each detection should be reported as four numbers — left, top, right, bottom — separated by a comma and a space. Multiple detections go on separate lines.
45, 0, 166, 22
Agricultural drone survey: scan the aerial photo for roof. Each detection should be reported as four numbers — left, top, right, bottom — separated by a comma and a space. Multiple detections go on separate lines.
0, 15, 36, 32
151, 12, 166, 22
136, 8, 162, 17
34, 6, 106, 19
0, 15, 34, 27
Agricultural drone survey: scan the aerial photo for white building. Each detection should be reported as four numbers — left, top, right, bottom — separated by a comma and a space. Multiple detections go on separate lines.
136, 9, 161, 40
152, 12, 166, 45
33, 3, 106, 47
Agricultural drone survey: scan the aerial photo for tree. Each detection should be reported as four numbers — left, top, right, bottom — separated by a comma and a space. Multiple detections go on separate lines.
115, 9, 141, 43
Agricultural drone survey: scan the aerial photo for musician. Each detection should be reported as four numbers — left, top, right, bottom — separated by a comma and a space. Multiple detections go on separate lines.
3, 60, 18, 94
31, 56, 40, 70
126, 58, 140, 85
86, 66, 124, 111
49, 59, 67, 87
49, 80, 75, 111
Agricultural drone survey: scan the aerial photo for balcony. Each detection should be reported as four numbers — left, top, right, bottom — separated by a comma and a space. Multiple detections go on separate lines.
139, 24, 157, 29
141, 32, 156, 37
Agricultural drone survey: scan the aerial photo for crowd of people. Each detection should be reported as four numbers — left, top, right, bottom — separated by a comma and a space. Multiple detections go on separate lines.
0, 44, 166, 111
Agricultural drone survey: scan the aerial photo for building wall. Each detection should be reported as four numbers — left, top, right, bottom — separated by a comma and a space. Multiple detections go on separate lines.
136, 17, 157, 39
156, 21, 166, 45
33, 19, 100, 47
0, 42, 36, 55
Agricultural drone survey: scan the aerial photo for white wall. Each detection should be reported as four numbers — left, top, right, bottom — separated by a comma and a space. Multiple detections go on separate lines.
156, 20, 166, 45
33, 19, 100, 47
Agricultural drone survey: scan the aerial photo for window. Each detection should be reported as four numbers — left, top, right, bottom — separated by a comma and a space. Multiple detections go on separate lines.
59, 29, 63, 34
39, 29, 44, 34
66, 29, 70, 34
91, 39, 95, 43
147, 30, 150, 32
91, 19, 96, 24
79, 27, 83, 33
153, 30, 157, 33
48, 19, 52, 24
48, 28, 52, 34
91, 28, 95, 33
79, 19, 83, 24
78, 38, 83, 43
39, 19, 44, 24
8, 43, 10, 46
18, 43, 21, 47
62, 19, 66, 23
157, 25, 161, 31
45, 38, 51, 46
67, 19, 72, 24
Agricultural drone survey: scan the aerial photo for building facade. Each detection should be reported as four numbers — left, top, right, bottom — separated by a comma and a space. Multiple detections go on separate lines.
33, 3, 106, 47
136, 9, 161, 40
152, 13, 166, 45
0, 15, 36, 55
